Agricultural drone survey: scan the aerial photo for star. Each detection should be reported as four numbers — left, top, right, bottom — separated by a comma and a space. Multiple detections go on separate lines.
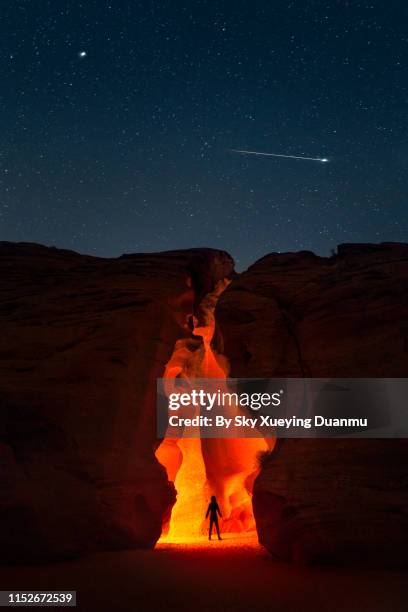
78, 51, 87, 58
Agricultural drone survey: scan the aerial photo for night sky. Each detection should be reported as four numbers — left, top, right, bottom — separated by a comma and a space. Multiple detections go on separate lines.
2, 1, 408, 269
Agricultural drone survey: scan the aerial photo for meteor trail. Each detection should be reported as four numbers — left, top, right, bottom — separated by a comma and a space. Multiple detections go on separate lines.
230, 149, 329, 163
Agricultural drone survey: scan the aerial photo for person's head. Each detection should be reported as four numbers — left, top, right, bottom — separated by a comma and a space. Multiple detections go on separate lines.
211, 495, 216, 502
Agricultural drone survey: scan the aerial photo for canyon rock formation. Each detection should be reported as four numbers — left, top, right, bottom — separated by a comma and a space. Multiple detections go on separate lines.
217, 242, 408, 565
2, 240, 408, 566
0, 242, 233, 562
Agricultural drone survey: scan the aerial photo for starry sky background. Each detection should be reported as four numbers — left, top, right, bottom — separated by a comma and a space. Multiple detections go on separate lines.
1, 1, 407, 269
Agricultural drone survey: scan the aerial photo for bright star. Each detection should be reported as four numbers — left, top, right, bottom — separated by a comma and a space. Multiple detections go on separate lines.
78, 51, 87, 58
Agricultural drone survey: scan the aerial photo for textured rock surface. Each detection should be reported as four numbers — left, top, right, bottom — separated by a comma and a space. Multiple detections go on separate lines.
0, 242, 234, 562
217, 242, 408, 565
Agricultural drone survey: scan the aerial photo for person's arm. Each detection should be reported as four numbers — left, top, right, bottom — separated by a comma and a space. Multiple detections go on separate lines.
205, 504, 211, 518
216, 503, 222, 517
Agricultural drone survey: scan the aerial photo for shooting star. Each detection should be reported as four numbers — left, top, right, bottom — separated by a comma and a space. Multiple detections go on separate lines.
231, 149, 329, 163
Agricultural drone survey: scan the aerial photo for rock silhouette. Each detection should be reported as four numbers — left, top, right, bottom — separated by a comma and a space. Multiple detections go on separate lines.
0, 242, 233, 562
217, 242, 408, 565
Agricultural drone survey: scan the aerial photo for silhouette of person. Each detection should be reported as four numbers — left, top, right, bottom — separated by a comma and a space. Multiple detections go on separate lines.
206, 495, 222, 540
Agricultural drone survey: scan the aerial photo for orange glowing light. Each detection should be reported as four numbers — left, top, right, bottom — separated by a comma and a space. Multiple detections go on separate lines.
163, 438, 208, 542
156, 279, 271, 543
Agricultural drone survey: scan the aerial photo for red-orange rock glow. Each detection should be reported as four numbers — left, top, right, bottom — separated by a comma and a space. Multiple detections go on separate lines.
156, 279, 269, 543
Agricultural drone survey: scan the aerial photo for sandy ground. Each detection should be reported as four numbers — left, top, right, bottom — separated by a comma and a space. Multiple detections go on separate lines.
1, 535, 407, 612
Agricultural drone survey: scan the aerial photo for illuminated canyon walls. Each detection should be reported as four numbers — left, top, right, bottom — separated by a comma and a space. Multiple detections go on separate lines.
156, 279, 269, 542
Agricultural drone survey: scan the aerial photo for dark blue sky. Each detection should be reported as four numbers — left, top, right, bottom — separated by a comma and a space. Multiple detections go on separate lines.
1, 1, 407, 268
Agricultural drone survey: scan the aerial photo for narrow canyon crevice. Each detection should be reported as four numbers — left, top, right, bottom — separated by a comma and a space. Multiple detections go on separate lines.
155, 276, 269, 543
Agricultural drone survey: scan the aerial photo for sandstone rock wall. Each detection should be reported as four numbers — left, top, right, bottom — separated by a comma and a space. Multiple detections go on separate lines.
217, 242, 408, 565
0, 242, 233, 562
